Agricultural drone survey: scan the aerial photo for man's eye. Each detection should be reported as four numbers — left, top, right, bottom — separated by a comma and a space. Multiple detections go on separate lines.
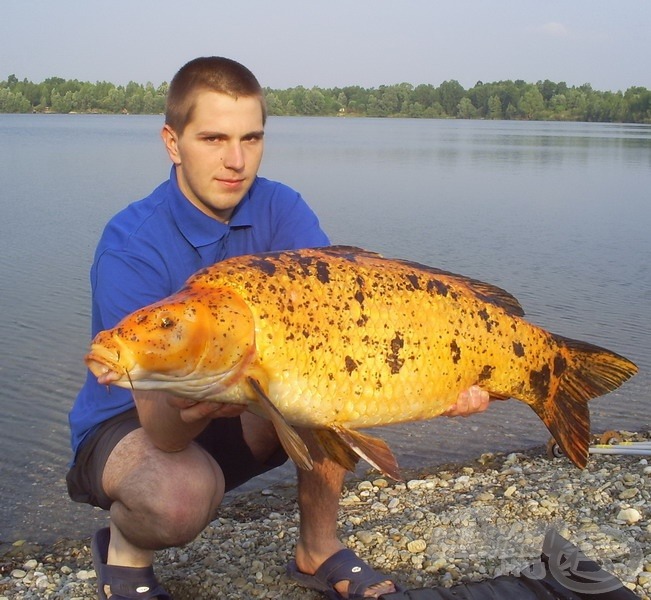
161, 317, 174, 328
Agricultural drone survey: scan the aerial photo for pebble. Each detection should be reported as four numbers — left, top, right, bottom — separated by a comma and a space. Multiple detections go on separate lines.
2, 431, 650, 599
617, 507, 643, 523
407, 539, 427, 553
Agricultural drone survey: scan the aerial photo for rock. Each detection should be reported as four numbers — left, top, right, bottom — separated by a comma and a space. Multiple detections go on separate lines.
619, 488, 639, 500
617, 508, 642, 524
407, 539, 427, 553
504, 485, 517, 497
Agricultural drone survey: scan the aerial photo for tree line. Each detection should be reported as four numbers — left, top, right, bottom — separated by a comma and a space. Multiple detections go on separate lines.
1, 73, 650, 123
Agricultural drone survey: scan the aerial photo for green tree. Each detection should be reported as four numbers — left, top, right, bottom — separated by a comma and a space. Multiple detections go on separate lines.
438, 80, 465, 116
456, 97, 478, 119
519, 86, 545, 119
624, 86, 651, 122
264, 91, 284, 116
0, 87, 31, 112
412, 83, 438, 108
301, 88, 325, 115
487, 95, 503, 119
50, 89, 74, 113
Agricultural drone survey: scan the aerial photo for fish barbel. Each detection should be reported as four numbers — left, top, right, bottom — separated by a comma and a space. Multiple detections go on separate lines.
86, 246, 638, 479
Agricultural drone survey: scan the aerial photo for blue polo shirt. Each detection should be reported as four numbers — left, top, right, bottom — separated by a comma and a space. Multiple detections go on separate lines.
68, 167, 330, 458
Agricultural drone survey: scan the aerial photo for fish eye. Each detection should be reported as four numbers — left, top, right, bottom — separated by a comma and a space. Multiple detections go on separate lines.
160, 316, 175, 329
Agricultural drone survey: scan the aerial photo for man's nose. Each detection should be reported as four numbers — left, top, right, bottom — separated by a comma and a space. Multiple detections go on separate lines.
223, 142, 245, 170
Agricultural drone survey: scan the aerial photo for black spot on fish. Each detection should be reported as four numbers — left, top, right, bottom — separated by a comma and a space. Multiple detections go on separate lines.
406, 273, 421, 290
450, 340, 461, 364
315, 260, 330, 284
553, 354, 567, 377
512, 341, 525, 357
356, 314, 369, 327
529, 364, 551, 400
355, 290, 365, 305
477, 365, 494, 383
477, 307, 496, 332
345, 355, 359, 374
427, 279, 449, 296
386, 332, 405, 374
250, 258, 276, 276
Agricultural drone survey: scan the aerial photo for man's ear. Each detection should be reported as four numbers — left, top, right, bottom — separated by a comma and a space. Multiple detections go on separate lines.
161, 124, 181, 165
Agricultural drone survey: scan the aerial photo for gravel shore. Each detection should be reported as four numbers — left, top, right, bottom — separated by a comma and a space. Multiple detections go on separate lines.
2, 432, 650, 600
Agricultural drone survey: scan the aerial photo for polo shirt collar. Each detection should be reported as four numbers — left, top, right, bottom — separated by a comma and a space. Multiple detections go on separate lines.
168, 166, 254, 248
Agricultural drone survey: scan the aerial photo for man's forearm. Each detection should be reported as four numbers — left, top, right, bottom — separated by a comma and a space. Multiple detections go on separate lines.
133, 391, 211, 452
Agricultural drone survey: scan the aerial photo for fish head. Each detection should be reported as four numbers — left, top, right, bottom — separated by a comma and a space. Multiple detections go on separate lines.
85, 287, 257, 400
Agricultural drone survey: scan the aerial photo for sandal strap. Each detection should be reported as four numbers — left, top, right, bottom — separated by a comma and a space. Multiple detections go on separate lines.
319, 549, 394, 598
98, 562, 171, 599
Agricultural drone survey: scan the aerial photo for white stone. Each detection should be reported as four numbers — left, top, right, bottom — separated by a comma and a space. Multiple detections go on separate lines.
407, 539, 427, 553
616, 508, 642, 523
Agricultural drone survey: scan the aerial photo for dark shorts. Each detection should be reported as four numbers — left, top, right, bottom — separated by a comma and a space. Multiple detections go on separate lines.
66, 408, 288, 510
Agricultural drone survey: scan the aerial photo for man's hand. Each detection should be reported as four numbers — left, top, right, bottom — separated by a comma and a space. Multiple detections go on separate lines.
166, 396, 246, 423
443, 385, 491, 417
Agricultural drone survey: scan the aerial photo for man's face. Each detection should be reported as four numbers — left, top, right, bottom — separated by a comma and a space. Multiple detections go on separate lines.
162, 91, 265, 223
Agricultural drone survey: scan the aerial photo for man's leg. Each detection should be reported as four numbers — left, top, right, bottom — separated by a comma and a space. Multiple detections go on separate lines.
288, 385, 490, 599
97, 428, 224, 597
293, 436, 397, 599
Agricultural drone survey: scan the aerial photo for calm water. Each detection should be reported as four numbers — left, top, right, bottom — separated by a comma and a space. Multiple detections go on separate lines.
1, 115, 649, 545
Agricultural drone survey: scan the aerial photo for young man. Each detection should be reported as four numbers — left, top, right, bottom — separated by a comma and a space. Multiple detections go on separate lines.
67, 56, 490, 600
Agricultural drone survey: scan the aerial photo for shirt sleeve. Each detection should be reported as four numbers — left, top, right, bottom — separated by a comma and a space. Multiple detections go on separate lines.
268, 189, 330, 250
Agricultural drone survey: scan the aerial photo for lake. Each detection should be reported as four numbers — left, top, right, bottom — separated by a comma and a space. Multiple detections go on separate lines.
1, 114, 649, 545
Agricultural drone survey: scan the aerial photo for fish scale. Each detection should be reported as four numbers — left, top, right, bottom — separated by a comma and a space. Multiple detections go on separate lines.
85, 246, 638, 478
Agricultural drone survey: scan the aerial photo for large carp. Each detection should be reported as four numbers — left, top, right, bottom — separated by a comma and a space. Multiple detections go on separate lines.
86, 246, 637, 478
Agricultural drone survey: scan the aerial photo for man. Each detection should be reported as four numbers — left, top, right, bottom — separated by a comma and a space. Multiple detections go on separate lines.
67, 56, 490, 600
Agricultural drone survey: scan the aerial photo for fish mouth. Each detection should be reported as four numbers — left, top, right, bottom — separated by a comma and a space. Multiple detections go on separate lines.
85, 344, 133, 385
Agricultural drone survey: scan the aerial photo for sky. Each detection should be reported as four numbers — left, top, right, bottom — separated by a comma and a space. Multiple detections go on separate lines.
1, 0, 650, 92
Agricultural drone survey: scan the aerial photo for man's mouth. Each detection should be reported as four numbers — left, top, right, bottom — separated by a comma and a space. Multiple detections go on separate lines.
218, 178, 244, 188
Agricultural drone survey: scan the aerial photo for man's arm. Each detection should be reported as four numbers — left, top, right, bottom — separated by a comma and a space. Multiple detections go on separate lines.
131, 390, 246, 453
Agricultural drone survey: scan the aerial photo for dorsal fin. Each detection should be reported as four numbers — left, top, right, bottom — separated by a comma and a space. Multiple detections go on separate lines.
318, 246, 525, 317
394, 258, 525, 317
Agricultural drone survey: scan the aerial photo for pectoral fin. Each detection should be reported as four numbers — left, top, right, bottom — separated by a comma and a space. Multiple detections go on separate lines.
332, 426, 402, 481
246, 377, 313, 471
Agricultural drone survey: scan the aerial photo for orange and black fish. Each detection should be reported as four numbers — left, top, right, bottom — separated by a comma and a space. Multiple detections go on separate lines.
86, 246, 638, 479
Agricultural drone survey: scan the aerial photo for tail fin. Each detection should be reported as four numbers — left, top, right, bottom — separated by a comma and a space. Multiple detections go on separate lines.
531, 335, 638, 469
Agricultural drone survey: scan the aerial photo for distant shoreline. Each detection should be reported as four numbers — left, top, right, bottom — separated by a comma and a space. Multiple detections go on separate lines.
2, 75, 650, 123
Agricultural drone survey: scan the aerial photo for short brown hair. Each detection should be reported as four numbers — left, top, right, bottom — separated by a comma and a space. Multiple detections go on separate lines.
165, 56, 267, 133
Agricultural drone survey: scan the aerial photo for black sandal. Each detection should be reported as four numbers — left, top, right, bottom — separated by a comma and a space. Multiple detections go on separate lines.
287, 548, 403, 599
91, 527, 171, 600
